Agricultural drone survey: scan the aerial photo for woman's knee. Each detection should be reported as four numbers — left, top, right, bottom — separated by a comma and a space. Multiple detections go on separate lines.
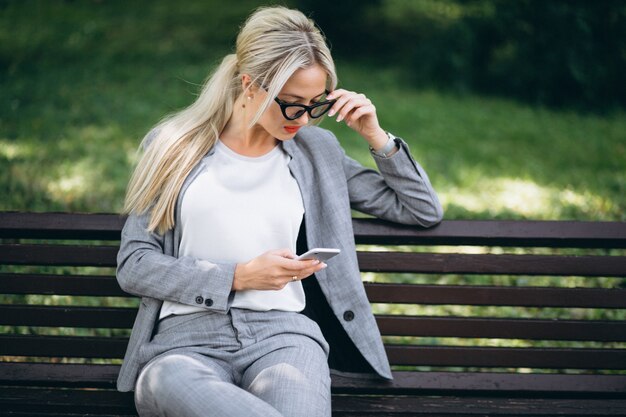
243, 338, 331, 416
135, 353, 228, 413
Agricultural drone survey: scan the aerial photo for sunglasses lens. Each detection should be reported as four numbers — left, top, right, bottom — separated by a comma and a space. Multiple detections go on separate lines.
284, 107, 306, 120
310, 102, 333, 118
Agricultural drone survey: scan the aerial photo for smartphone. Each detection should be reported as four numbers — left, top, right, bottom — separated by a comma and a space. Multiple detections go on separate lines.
295, 248, 341, 262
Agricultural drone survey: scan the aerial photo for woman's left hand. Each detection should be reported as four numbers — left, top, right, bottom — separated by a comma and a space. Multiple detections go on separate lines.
326, 89, 387, 146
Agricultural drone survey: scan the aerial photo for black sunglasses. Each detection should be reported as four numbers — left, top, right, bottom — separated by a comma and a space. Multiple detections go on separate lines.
273, 90, 337, 121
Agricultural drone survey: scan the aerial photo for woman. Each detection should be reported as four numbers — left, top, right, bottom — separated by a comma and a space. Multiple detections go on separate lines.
117, 5, 443, 417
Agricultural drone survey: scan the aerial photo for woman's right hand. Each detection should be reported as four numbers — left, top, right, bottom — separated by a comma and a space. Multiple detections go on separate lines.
233, 249, 327, 291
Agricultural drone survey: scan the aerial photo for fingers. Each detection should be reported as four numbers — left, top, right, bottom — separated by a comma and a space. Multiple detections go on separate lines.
276, 261, 326, 288
326, 89, 377, 127
328, 90, 364, 117
237, 249, 329, 291
280, 258, 327, 276
275, 256, 327, 288
344, 103, 376, 126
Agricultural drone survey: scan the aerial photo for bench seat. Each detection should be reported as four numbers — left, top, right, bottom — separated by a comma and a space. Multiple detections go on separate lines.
1, 212, 625, 416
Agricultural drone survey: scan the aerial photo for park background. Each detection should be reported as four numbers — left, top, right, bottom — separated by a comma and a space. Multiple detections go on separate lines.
1, 0, 625, 367
1, 0, 625, 220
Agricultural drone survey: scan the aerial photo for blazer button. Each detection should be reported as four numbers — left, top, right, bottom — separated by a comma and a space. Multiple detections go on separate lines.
195, 296, 204, 304
204, 298, 214, 307
343, 310, 355, 321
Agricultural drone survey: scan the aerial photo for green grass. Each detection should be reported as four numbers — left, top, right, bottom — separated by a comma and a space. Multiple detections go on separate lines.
1, 0, 624, 220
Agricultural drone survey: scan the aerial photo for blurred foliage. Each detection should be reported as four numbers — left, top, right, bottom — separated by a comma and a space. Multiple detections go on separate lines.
297, 0, 626, 111
1, 0, 624, 218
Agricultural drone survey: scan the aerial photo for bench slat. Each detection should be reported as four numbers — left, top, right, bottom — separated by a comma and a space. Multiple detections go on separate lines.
0, 244, 118, 267
365, 283, 626, 308
2, 305, 624, 342
376, 315, 626, 341
3, 245, 625, 277
0, 387, 134, 415
0, 362, 120, 388
2, 335, 624, 369
353, 218, 626, 248
0, 335, 127, 358
3, 274, 624, 309
357, 252, 626, 276
2, 386, 625, 416
333, 370, 626, 396
3, 213, 626, 248
0, 273, 128, 296
0, 305, 137, 328
386, 345, 626, 369
0, 212, 125, 240
3, 363, 625, 395
332, 395, 626, 416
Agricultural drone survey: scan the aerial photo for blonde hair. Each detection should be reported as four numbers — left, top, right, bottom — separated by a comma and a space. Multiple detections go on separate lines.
123, 6, 337, 234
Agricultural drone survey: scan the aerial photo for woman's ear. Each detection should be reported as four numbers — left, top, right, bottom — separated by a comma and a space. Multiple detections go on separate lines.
241, 74, 253, 95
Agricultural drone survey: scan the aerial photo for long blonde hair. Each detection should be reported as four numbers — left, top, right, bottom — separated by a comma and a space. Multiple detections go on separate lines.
123, 6, 337, 233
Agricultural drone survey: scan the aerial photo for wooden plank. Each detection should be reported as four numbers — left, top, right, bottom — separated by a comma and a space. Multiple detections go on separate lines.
2, 213, 626, 248
2, 387, 625, 416
385, 345, 626, 369
375, 315, 626, 342
357, 252, 626, 276
3, 245, 625, 276
0, 387, 134, 415
3, 363, 625, 396
365, 283, 626, 308
0, 363, 120, 388
0, 273, 129, 297
333, 370, 626, 396
331, 396, 626, 416
0, 212, 125, 240
2, 274, 624, 309
0, 244, 118, 267
353, 218, 626, 248
0, 335, 128, 358
2, 336, 624, 370
0, 305, 137, 328
4, 305, 623, 342
0, 412, 136, 417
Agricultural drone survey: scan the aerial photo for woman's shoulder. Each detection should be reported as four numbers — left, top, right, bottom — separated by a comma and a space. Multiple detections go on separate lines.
296, 125, 343, 153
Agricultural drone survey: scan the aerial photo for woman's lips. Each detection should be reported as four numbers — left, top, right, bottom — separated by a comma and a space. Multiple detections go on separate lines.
284, 126, 301, 134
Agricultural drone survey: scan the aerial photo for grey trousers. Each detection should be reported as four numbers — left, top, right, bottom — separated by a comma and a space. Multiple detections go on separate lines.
134, 308, 331, 417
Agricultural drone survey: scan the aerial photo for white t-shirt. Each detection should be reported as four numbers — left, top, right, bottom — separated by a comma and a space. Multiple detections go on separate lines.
159, 140, 305, 319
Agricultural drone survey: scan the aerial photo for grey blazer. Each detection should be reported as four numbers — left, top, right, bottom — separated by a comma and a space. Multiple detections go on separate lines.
115, 125, 443, 392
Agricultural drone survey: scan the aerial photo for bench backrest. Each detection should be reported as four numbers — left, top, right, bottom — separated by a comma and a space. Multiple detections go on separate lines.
1, 212, 625, 396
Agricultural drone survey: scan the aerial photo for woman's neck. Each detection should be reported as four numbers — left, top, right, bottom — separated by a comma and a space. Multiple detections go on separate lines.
220, 99, 278, 157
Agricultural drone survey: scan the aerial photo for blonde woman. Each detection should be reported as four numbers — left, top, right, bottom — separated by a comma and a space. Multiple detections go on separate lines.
116, 5, 443, 417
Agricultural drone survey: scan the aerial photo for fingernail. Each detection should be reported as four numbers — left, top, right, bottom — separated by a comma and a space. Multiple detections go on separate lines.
328, 110, 335, 116
336, 115, 342, 122
321, 263, 327, 268
312, 260, 320, 265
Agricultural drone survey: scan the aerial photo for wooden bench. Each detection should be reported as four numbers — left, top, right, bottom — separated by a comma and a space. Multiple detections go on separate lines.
1, 212, 625, 416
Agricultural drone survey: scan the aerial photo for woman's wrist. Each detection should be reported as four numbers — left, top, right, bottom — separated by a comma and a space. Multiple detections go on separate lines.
233, 263, 247, 291
365, 128, 389, 150
369, 131, 399, 158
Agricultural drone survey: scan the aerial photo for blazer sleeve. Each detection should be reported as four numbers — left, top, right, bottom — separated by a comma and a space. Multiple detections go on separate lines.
342, 136, 444, 227
116, 211, 235, 313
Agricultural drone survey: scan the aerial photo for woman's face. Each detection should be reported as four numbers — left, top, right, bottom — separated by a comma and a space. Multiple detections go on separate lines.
250, 64, 328, 141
